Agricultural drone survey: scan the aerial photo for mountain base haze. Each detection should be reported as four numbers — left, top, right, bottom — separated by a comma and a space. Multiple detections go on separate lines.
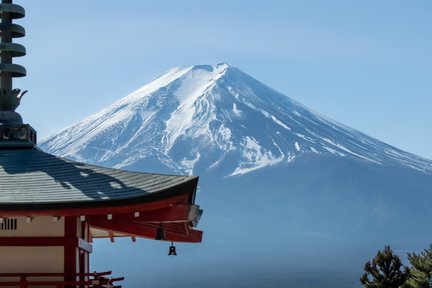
40, 63, 432, 287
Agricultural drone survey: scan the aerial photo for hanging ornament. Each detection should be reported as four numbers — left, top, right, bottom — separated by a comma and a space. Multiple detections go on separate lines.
168, 241, 177, 256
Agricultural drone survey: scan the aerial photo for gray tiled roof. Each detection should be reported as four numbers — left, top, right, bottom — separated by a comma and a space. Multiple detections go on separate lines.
0, 148, 198, 210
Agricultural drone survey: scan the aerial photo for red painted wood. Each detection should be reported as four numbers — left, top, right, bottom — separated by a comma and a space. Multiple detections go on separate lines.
0, 194, 190, 217
88, 218, 203, 243
132, 204, 196, 222
79, 250, 85, 283
78, 221, 88, 279
85, 204, 196, 224
86, 223, 90, 275
64, 217, 77, 284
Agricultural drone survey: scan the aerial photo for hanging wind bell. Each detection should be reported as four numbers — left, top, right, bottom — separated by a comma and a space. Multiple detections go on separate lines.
168, 241, 177, 256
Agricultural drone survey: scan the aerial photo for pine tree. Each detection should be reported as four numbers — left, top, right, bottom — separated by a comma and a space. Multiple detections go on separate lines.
405, 245, 432, 288
360, 245, 409, 288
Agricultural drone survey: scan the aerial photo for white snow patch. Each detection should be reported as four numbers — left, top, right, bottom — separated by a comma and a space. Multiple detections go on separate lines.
272, 140, 285, 161
323, 146, 345, 156
271, 115, 291, 130
164, 64, 228, 151
322, 138, 381, 164
181, 152, 201, 175
294, 133, 315, 143
216, 125, 234, 151
208, 158, 223, 169
295, 142, 301, 152
229, 136, 283, 176
242, 136, 263, 162
256, 107, 291, 131
232, 103, 242, 117
295, 133, 306, 140
310, 147, 319, 154
127, 66, 192, 102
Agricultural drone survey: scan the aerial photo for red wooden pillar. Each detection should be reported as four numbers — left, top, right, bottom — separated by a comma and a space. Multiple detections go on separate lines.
64, 216, 78, 286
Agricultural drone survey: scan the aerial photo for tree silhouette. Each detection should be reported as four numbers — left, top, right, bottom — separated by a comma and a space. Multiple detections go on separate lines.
360, 245, 409, 288
405, 245, 432, 288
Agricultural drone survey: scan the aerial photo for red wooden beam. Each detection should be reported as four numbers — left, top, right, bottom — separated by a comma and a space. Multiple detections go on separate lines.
132, 204, 198, 222
86, 204, 199, 224
88, 219, 203, 243
0, 194, 190, 217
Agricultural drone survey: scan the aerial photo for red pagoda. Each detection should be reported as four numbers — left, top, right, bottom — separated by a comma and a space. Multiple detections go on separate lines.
0, 1, 203, 287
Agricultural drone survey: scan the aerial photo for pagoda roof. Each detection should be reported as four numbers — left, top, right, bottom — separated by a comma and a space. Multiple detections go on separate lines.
0, 148, 198, 211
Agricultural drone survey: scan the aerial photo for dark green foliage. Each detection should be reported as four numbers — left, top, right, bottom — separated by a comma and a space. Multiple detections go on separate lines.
405, 245, 432, 288
360, 245, 409, 288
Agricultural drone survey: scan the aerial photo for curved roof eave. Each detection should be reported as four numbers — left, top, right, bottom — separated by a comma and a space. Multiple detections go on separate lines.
0, 148, 199, 211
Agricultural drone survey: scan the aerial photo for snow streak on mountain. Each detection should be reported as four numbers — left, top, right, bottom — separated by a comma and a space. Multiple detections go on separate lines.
40, 63, 432, 177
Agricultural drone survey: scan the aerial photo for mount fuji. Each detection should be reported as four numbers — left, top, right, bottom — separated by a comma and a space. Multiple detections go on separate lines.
40, 63, 432, 288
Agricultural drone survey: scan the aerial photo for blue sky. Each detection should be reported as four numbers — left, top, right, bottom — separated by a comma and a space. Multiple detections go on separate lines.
15, 0, 432, 159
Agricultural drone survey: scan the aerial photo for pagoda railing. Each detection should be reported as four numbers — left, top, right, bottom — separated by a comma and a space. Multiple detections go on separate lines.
0, 271, 124, 288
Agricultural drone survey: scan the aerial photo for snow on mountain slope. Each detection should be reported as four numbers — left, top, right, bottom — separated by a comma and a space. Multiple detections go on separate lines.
39, 63, 432, 288
39, 63, 432, 177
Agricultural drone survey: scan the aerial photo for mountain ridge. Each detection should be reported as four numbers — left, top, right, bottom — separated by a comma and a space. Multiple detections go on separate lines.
39, 63, 432, 288
40, 63, 432, 177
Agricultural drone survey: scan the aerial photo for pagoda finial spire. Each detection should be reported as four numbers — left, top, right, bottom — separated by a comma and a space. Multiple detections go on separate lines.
0, 0, 26, 124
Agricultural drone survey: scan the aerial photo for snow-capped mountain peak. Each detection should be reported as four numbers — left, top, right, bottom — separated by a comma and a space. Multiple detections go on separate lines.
40, 63, 432, 177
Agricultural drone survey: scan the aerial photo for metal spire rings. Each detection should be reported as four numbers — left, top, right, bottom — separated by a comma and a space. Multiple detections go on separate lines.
0, 0, 26, 114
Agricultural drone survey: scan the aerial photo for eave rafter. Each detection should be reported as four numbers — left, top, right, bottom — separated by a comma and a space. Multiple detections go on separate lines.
88, 219, 203, 243
86, 204, 203, 243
